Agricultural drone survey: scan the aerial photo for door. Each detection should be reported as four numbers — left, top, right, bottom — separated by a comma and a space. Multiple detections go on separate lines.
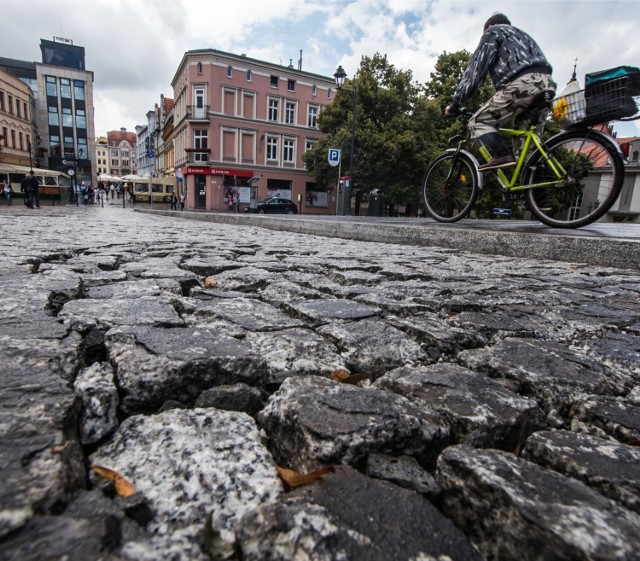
195, 175, 206, 208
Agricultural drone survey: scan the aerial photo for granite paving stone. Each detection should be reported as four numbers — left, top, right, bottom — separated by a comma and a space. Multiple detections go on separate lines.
1, 205, 639, 561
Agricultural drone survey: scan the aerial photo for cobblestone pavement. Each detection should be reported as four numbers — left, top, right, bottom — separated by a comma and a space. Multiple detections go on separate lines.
1, 203, 639, 561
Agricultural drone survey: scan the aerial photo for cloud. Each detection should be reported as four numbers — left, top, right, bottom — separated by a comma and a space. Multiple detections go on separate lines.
4, 0, 639, 137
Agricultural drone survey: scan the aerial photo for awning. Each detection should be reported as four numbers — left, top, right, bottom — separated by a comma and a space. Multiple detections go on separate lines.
0, 163, 70, 179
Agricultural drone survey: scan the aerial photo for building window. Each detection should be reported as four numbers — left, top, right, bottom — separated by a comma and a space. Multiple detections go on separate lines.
312, 84, 317, 97
46, 76, 57, 97
194, 87, 205, 119
78, 138, 88, 158
283, 139, 295, 163
60, 78, 71, 99
197, 62, 203, 74
266, 136, 278, 161
227, 65, 233, 78
194, 130, 208, 162
270, 75, 279, 88
285, 100, 296, 125
18, 131, 23, 151
76, 109, 86, 129
288, 79, 295, 92
246, 69, 252, 82
74, 80, 85, 101
308, 105, 319, 128
23, 101, 28, 119
0, 91, 4, 112
50, 135, 60, 156
328, 89, 332, 99
268, 98, 279, 122
7, 95, 13, 114
10, 130, 15, 147
48, 106, 59, 126
62, 107, 73, 127
1, 127, 7, 146
223, 88, 236, 116
63, 136, 74, 157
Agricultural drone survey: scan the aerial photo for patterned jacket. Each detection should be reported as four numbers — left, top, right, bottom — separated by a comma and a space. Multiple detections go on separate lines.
451, 24, 552, 111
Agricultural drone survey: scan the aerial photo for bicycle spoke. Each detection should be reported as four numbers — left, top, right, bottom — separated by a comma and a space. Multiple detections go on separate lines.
423, 153, 478, 222
525, 131, 623, 228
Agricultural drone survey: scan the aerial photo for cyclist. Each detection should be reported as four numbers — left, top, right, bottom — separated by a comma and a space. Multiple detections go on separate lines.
445, 13, 556, 171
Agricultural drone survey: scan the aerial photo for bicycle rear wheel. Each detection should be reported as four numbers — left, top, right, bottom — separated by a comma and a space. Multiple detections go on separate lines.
524, 130, 624, 228
422, 152, 479, 222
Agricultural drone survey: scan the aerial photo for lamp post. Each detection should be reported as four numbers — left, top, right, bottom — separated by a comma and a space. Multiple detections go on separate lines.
333, 65, 356, 216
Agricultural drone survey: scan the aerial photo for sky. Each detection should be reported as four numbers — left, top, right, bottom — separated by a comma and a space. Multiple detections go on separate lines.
4, 0, 640, 138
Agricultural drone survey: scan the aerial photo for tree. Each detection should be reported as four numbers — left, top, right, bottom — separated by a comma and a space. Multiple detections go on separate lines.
304, 54, 435, 213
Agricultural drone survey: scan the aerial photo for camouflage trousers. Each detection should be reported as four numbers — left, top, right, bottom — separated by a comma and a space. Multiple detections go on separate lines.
468, 72, 557, 140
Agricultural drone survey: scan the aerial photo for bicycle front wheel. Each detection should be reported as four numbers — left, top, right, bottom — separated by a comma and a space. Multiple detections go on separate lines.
422, 152, 479, 222
524, 130, 624, 228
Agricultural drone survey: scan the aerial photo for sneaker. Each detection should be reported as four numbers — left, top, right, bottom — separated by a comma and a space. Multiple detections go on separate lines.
478, 155, 516, 171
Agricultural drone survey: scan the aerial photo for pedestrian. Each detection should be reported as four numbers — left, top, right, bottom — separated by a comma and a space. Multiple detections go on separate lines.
110, 183, 115, 199
445, 13, 556, 170
179, 193, 185, 210
21, 171, 39, 208
3, 180, 12, 205
170, 192, 178, 210
233, 190, 240, 213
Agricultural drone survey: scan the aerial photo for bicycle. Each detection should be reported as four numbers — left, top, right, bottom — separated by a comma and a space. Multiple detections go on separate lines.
422, 77, 639, 228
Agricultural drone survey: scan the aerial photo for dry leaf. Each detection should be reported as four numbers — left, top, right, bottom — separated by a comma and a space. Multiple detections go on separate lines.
332, 369, 370, 385
276, 465, 335, 489
341, 373, 371, 385
91, 464, 137, 497
331, 369, 351, 382
51, 442, 69, 454
204, 276, 217, 287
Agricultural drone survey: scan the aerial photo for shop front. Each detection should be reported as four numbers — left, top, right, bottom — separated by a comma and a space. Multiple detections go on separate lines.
184, 166, 255, 212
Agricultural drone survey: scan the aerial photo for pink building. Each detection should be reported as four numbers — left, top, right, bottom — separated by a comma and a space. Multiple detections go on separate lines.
170, 50, 336, 213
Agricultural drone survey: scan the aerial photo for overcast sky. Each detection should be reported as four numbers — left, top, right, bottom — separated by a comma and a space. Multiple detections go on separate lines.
4, 0, 640, 138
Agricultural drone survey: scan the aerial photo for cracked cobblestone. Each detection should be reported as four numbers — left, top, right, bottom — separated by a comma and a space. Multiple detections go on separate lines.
1, 205, 639, 561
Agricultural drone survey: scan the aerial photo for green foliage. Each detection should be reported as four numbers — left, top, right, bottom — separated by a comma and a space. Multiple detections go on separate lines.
304, 48, 544, 217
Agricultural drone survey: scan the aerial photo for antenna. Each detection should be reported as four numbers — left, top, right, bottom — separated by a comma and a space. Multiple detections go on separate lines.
298, 50, 303, 71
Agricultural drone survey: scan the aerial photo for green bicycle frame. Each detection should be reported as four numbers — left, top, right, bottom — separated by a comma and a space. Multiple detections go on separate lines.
477, 126, 568, 192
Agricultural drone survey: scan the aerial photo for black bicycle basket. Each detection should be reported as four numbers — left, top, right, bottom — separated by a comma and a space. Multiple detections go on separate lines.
553, 66, 640, 128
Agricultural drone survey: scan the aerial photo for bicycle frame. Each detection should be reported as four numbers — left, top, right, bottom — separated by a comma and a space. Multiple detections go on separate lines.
477, 125, 567, 192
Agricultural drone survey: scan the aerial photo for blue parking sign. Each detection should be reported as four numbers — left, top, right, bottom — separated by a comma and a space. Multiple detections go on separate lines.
328, 149, 341, 167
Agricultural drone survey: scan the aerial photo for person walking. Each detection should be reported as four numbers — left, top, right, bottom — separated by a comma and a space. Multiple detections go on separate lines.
170, 192, 178, 210
21, 171, 39, 208
179, 193, 185, 211
3, 180, 12, 205
445, 13, 556, 171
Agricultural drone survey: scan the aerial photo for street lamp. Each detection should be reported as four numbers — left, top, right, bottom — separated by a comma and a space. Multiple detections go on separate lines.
333, 65, 356, 215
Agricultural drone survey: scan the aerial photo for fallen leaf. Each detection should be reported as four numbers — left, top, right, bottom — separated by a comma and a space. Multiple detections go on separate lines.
51, 442, 69, 454
91, 464, 137, 497
331, 369, 351, 382
332, 369, 370, 385
276, 465, 335, 489
340, 373, 371, 385
204, 276, 217, 287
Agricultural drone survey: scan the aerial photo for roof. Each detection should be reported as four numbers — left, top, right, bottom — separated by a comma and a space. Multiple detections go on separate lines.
107, 129, 137, 147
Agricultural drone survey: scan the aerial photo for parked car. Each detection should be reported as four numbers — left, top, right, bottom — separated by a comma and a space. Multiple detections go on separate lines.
251, 197, 298, 214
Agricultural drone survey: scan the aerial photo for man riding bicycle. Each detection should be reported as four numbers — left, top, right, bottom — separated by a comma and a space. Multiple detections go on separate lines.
445, 13, 556, 171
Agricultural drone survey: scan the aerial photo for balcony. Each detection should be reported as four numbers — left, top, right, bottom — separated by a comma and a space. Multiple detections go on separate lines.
186, 105, 210, 122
